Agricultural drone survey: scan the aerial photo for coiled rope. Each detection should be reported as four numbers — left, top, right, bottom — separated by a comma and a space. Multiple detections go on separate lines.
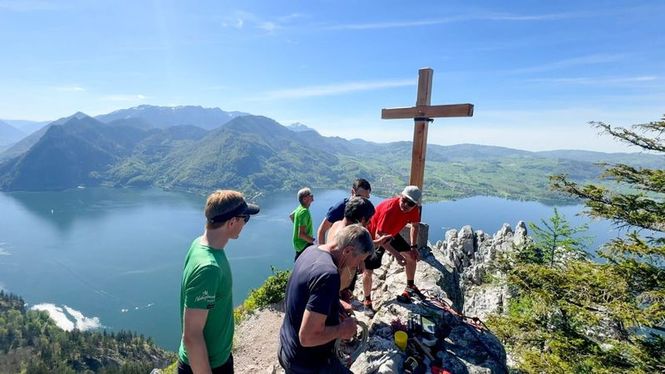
335, 320, 369, 367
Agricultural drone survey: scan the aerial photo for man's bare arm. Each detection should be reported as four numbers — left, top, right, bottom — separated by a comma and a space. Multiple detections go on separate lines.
182, 308, 212, 374
317, 219, 332, 245
298, 225, 315, 243
299, 309, 356, 347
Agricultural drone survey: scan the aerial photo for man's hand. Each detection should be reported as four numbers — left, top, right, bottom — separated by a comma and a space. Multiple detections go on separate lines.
338, 317, 358, 340
383, 239, 406, 266
374, 234, 392, 247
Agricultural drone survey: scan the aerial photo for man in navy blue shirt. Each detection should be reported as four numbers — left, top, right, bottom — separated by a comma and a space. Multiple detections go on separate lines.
278, 224, 374, 373
316, 179, 371, 245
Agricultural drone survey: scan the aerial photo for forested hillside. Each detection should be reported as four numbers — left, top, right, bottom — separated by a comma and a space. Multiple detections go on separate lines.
0, 291, 174, 373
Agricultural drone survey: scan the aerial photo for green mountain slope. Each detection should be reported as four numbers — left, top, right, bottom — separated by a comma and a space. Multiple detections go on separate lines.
0, 116, 149, 190
1, 112, 660, 202
156, 116, 343, 192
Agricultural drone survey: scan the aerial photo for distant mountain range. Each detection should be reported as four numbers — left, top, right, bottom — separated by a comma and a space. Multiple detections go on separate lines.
2, 119, 50, 133
0, 120, 26, 147
0, 106, 660, 202
95, 105, 249, 130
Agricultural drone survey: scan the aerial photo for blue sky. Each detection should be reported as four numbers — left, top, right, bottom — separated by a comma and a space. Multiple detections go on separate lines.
1, 0, 663, 152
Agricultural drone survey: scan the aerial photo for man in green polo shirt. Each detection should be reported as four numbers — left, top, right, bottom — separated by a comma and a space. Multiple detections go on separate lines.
290, 187, 315, 261
178, 190, 259, 374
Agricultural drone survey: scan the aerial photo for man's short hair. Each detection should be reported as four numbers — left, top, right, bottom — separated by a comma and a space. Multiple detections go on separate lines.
334, 224, 374, 257
353, 178, 371, 193
297, 187, 312, 204
344, 197, 375, 223
205, 190, 259, 229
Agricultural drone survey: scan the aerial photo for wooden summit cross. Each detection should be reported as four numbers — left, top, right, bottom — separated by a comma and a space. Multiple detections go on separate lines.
382, 68, 474, 189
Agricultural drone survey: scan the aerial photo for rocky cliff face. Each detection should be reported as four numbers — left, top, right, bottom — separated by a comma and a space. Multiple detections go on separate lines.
437, 222, 529, 320
233, 222, 529, 374
348, 222, 528, 374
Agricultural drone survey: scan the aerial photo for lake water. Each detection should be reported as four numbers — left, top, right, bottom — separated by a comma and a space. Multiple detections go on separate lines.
0, 188, 618, 351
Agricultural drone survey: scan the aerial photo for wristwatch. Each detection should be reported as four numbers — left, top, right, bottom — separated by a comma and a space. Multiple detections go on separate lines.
410, 244, 417, 249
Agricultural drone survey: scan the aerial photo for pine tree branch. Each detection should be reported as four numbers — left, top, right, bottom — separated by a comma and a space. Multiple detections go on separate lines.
592, 117, 665, 152
602, 164, 665, 194
551, 175, 665, 231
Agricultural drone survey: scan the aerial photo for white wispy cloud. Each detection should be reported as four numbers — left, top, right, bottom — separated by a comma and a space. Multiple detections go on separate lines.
527, 76, 659, 85
508, 54, 625, 74
219, 11, 304, 33
101, 94, 147, 102
258, 21, 277, 32
278, 13, 307, 23
52, 85, 86, 92
255, 79, 415, 100
326, 17, 462, 30
223, 16, 244, 29
325, 12, 588, 30
484, 12, 586, 21
221, 10, 295, 33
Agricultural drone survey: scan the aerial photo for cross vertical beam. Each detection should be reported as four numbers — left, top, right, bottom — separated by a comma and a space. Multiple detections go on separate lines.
410, 68, 433, 189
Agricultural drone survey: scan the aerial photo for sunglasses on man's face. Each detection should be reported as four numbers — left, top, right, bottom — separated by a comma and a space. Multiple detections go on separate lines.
402, 197, 416, 208
236, 215, 250, 223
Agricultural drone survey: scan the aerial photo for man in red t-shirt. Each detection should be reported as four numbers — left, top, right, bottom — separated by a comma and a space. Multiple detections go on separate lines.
362, 185, 423, 312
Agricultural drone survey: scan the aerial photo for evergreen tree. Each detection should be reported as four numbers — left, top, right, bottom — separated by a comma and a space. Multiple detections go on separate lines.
551, 116, 665, 363
489, 115, 665, 373
526, 207, 590, 266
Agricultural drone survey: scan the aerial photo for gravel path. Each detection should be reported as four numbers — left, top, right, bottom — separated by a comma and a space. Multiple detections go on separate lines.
233, 305, 285, 374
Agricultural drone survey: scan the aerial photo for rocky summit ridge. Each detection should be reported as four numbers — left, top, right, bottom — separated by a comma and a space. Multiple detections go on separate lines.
233, 221, 530, 374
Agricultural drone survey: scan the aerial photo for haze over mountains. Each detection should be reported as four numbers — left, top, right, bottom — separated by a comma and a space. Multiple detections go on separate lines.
95, 105, 249, 130
0, 105, 660, 202
0, 120, 25, 148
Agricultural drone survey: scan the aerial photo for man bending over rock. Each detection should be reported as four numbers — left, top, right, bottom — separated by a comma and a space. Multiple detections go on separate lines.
278, 224, 374, 374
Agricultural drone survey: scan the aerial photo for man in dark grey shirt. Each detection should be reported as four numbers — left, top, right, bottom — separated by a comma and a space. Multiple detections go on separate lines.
278, 224, 374, 373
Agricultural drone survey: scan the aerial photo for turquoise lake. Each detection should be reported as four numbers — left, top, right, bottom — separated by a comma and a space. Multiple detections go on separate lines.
0, 187, 617, 350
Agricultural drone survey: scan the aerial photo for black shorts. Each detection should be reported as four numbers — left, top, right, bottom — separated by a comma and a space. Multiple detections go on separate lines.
364, 234, 411, 270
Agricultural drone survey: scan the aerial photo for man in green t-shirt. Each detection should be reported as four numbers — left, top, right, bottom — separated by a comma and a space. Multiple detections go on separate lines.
289, 187, 315, 261
178, 190, 259, 374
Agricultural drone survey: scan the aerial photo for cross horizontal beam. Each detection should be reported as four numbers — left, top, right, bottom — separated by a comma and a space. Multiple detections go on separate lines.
381, 103, 474, 120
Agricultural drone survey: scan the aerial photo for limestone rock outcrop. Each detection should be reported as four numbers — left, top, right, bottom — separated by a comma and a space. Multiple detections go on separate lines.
348, 222, 528, 374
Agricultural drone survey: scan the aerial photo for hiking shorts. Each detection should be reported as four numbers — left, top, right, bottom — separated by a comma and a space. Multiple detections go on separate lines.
278, 345, 350, 374
364, 234, 411, 270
